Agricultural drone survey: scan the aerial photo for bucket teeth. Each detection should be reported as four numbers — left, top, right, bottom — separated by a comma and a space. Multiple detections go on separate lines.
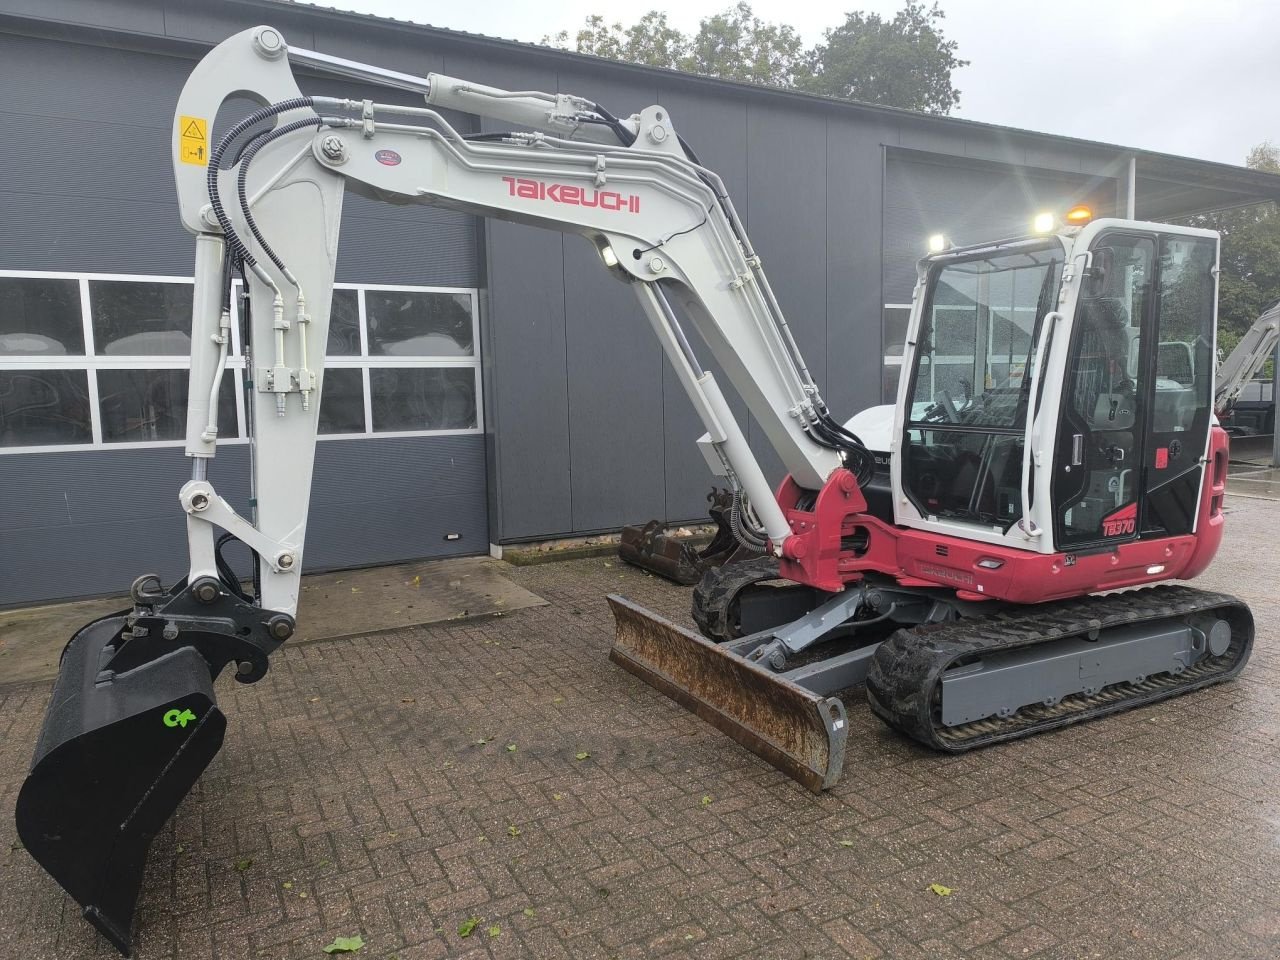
608, 595, 846, 792
16, 616, 227, 957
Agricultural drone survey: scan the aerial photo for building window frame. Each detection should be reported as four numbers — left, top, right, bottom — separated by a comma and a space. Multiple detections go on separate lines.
0, 270, 482, 454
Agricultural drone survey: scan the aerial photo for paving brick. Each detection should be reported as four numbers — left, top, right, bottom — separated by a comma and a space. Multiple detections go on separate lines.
3, 498, 1280, 958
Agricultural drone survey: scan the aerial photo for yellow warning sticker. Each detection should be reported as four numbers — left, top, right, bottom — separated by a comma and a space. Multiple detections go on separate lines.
179, 115, 208, 166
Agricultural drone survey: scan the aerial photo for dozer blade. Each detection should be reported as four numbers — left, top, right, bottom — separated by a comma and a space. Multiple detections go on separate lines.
608, 596, 846, 792
16, 613, 227, 957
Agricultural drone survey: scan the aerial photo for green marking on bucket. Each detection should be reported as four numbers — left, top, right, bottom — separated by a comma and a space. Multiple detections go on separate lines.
163, 708, 198, 729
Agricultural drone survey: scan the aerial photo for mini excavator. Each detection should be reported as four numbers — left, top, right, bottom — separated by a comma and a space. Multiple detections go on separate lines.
16, 26, 1254, 955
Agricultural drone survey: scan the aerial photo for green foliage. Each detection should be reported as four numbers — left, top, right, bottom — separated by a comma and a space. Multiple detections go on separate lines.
1175, 141, 1280, 342
543, 3, 965, 113
323, 935, 365, 953
801, 3, 967, 114
545, 12, 689, 68
685, 2, 806, 86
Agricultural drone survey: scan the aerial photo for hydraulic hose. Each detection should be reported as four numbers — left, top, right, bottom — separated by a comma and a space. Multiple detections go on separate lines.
235, 115, 330, 283
206, 97, 315, 278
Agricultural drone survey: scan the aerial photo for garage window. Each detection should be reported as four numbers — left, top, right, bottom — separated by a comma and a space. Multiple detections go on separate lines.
0, 272, 481, 452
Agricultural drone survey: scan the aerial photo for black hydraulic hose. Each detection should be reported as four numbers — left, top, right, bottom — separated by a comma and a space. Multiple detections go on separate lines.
591, 103, 636, 146
206, 97, 315, 271
236, 115, 329, 279
215, 533, 252, 601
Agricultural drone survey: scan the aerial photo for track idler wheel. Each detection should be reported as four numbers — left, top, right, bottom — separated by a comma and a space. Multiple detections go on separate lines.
15, 613, 227, 956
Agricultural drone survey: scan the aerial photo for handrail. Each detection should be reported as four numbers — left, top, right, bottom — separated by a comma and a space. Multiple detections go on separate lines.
1019, 311, 1061, 538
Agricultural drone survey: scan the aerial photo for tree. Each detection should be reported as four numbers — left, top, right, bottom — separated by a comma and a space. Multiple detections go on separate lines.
544, 4, 967, 113
544, 12, 688, 69
801, 3, 967, 115
1177, 141, 1280, 353
685, 3, 806, 87
544, 4, 802, 83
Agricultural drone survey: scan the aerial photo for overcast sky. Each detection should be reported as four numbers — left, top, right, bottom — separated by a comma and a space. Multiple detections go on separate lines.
310, 0, 1278, 167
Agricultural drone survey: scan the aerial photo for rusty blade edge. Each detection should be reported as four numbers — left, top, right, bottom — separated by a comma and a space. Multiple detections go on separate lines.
606, 595, 843, 793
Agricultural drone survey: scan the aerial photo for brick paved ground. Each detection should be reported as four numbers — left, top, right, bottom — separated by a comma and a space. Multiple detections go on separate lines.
2, 496, 1277, 960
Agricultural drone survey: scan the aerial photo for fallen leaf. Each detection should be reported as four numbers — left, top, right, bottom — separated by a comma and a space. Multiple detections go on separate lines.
351, 587, 359, 593
474, 737, 491, 745
838, 840, 855, 848
323, 934, 365, 953
282, 881, 293, 890
175, 844, 185, 854
553, 793, 564, 801
458, 918, 482, 938
523, 908, 536, 918
701, 795, 713, 806
508, 825, 521, 837
506, 743, 517, 752
603, 562, 613, 568
299, 892, 309, 899
308, 696, 321, 703
487, 924, 501, 938
575, 751, 590, 761
552, 697, 564, 704
928, 883, 953, 897
234, 857, 253, 872
411, 575, 421, 587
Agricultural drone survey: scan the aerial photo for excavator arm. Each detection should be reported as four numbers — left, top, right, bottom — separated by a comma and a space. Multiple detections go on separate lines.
16, 27, 861, 953
1215, 301, 1279, 418
172, 26, 853, 620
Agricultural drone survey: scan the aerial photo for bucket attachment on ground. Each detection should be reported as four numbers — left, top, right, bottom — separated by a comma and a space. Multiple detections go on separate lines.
608, 595, 847, 792
16, 574, 293, 957
618, 488, 765, 585
16, 613, 226, 955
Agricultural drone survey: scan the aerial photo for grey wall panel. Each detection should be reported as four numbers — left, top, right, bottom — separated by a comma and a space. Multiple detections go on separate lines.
825, 120, 889, 419
0, 192, 195, 275
882, 153, 1110, 302
0, 32, 189, 129
335, 203, 478, 287
744, 103, 830, 489
561, 231, 667, 532
0, 436, 486, 607
556, 70, 666, 532
653, 83, 751, 523
444, 54, 572, 542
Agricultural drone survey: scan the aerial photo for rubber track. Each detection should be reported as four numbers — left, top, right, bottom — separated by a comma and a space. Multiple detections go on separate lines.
691, 556, 781, 643
865, 585, 1253, 753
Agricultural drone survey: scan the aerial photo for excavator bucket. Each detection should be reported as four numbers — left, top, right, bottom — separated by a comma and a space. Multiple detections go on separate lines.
16, 612, 227, 957
617, 488, 765, 585
608, 596, 847, 792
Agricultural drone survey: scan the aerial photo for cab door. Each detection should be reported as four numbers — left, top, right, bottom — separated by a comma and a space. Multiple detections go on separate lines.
1139, 234, 1218, 537
1051, 229, 1217, 549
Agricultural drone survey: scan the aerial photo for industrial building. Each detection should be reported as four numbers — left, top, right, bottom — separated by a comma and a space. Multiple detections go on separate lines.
3, 0, 1279, 606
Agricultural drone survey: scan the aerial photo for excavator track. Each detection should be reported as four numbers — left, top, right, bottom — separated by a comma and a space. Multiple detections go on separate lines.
865, 585, 1253, 753
691, 556, 783, 642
